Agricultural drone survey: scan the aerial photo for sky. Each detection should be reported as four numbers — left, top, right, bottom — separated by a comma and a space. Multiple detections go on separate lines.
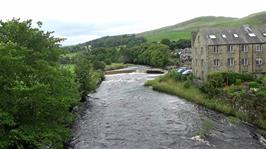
0, 0, 265, 45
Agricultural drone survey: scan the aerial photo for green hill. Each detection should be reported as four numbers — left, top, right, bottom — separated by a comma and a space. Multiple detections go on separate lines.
137, 11, 266, 42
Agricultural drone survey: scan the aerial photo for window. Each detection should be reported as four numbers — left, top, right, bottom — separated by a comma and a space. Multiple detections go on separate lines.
256, 45, 262, 51
222, 34, 227, 38
233, 34, 238, 38
227, 45, 234, 53
263, 33, 266, 37
213, 46, 218, 53
201, 59, 204, 66
241, 58, 248, 66
214, 59, 219, 66
242, 45, 248, 52
209, 35, 216, 39
227, 58, 235, 66
248, 33, 256, 37
256, 58, 263, 65
201, 47, 203, 54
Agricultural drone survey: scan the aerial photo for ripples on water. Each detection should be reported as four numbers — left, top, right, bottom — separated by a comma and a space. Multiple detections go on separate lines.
70, 71, 265, 149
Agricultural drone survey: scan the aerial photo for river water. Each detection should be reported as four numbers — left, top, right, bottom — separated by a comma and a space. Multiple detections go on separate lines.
69, 68, 265, 149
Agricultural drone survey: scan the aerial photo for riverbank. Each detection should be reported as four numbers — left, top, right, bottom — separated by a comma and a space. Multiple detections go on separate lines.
105, 63, 134, 71
145, 75, 266, 137
70, 71, 265, 149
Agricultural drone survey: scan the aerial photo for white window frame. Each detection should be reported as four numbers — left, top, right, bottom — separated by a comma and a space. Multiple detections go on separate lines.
242, 58, 248, 66
214, 59, 220, 66
243, 45, 248, 52
228, 58, 235, 66
256, 58, 263, 65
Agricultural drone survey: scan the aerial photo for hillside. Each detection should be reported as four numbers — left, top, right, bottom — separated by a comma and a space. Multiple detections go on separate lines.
137, 11, 266, 42
65, 34, 146, 52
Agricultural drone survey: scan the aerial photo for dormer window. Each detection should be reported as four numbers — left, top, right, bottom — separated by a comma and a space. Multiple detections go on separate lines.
248, 33, 256, 37
222, 34, 227, 38
233, 34, 238, 38
209, 35, 216, 39
263, 33, 266, 37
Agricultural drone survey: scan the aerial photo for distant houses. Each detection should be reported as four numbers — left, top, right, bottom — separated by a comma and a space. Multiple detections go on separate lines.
191, 25, 266, 80
175, 48, 192, 66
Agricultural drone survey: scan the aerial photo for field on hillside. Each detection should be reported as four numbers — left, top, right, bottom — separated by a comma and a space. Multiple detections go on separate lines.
138, 11, 266, 42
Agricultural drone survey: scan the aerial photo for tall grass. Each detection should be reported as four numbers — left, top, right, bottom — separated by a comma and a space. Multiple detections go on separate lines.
145, 75, 249, 121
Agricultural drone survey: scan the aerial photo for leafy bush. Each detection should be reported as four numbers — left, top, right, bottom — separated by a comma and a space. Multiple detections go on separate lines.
204, 72, 255, 97
168, 69, 182, 81
235, 79, 242, 85
249, 81, 258, 88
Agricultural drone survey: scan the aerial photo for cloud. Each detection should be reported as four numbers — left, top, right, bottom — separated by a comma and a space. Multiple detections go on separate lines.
0, 0, 265, 45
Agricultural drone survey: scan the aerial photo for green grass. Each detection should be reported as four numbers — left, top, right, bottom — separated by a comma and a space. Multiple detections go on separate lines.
138, 11, 266, 42
145, 75, 249, 121
199, 119, 215, 137
144, 31, 191, 42
104, 63, 133, 71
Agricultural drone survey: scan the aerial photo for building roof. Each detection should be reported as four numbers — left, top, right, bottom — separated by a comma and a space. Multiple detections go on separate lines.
198, 25, 266, 45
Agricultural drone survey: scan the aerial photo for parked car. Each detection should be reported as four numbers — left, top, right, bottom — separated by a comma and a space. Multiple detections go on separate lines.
182, 69, 192, 75
177, 67, 187, 73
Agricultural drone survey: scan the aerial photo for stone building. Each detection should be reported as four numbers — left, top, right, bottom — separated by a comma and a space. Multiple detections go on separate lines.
192, 25, 266, 80
175, 48, 192, 64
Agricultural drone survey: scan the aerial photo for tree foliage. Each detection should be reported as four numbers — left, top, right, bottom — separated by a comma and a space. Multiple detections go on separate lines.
120, 43, 171, 68
74, 53, 104, 101
0, 19, 79, 148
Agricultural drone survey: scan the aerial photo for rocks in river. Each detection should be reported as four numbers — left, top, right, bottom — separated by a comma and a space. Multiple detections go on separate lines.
191, 135, 211, 146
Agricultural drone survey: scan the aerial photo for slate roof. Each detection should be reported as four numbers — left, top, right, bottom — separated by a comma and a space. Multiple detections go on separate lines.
198, 25, 266, 45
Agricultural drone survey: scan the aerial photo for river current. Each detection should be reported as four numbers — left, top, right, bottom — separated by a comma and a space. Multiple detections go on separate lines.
69, 68, 265, 149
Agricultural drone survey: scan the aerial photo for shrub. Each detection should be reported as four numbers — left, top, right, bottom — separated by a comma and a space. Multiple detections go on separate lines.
249, 81, 258, 88
223, 72, 254, 85
235, 79, 242, 85
168, 69, 182, 81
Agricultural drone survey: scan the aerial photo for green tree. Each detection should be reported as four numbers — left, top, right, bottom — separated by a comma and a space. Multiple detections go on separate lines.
74, 53, 104, 101
0, 19, 79, 148
160, 38, 171, 46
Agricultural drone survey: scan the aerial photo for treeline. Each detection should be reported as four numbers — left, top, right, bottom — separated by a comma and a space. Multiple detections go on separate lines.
65, 34, 191, 68
65, 34, 146, 52
0, 19, 103, 148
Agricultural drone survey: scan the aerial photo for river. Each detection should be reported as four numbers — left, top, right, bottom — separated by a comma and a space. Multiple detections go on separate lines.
69, 67, 265, 149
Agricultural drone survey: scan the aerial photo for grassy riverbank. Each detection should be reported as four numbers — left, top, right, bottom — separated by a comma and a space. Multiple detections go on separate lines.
145, 73, 266, 137
145, 75, 248, 120
105, 63, 133, 71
